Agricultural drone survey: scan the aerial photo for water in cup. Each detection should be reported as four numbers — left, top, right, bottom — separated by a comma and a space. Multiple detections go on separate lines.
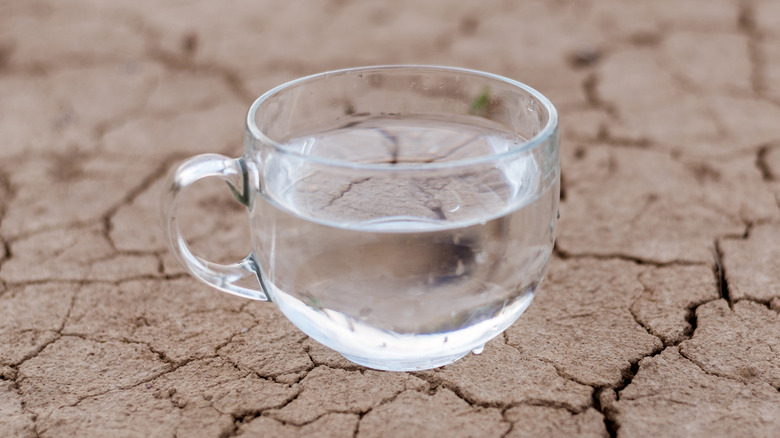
250, 116, 558, 370
163, 66, 559, 371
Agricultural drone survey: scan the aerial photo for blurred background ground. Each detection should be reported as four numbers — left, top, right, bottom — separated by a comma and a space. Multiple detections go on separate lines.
1, 0, 780, 437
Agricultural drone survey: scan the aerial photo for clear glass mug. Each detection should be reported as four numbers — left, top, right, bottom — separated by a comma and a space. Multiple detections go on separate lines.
162, 65, 559, 371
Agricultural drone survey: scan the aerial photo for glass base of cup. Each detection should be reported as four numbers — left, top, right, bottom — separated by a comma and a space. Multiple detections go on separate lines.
339, 351, 470, 372
265, 276, 537, 372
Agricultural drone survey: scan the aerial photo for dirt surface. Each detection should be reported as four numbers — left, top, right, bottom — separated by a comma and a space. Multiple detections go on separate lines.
1, 0, 780, 436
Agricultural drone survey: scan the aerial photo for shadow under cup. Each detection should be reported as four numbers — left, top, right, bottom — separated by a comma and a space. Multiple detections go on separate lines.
166, 66, 559, 371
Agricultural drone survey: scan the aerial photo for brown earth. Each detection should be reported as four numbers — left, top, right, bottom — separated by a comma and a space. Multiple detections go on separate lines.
2, 0, 780, 436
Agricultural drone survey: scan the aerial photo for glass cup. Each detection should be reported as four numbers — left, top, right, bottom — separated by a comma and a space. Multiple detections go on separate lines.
162, 65, 559, 371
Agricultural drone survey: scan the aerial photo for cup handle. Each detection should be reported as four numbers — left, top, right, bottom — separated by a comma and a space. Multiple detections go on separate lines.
161, 153, 268, 301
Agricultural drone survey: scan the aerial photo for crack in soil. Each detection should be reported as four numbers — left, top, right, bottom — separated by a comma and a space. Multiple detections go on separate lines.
2, 218, 104, 244
558, 170, 567, 202
498, 412, 515, 438
633, 273, 717, 347
0, 238, 10, 275
627, 302, 666, 345
713, 240, 731, 307
8, 284, 80, 369
591, 388, 617, 438
146, 47, 254, 105
62, 349, 269, 417
108, 8, 255, 106
352, 414, 362, 438
731, 297, 778, 312
0, 55, 133, 78
411, 369, 586, 413
596, 349, 663, 437
554, 246, 708, 268
101, 154, 186, 237
12, 289, 77, 432
0, 166, 17, 210
2, 272, 187, 290
92, 72, 159, 143
218, 349, 313, 387
324, 177, 372, 209
187, 361, 302, 438
346, 387, 426, 429
3, 365, 40, 436
597, 278, 751, 433
565, 127, 650, 149
738, 0, 766, 96
674, 346, 749, 386
756, 142, 777, 181
582, 72, 618, 117
212, 320, 262, 359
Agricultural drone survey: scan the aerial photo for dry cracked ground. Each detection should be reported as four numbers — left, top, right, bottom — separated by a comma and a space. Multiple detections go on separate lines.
2, 0, 780, 437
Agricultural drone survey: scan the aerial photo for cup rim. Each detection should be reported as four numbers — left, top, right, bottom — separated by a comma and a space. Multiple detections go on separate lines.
246, 65, 558, 171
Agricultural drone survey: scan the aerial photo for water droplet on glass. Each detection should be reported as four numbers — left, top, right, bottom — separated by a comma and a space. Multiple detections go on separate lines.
472, 344, 485, 355
447, 203, 461, 212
